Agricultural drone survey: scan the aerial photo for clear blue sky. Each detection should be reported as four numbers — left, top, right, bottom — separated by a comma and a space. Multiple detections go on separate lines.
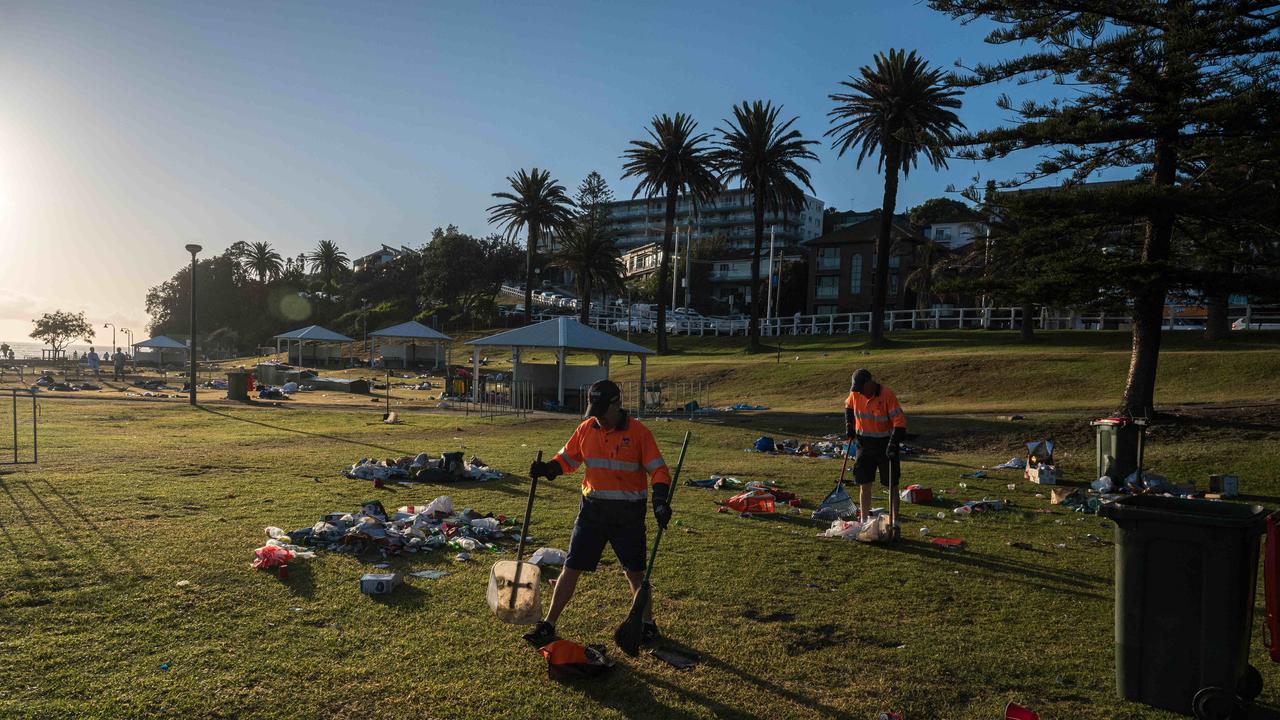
0, 0, 1101, 342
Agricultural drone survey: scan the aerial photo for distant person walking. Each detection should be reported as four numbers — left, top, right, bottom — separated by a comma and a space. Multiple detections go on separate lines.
113, 347, 126, 380
86, 347, 101, 379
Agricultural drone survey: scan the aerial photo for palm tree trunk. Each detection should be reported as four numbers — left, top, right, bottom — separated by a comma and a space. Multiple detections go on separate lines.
870, 144, 901, 345
1120, 133, 1176, 418
656, 188, 677, 354
578, 274, 591, 325
1019, 302, 1035, 341
524, 228, 537, 325
748, 192, 766, 353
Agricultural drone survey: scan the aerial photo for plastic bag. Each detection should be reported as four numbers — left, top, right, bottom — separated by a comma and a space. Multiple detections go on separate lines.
252, 544, 293, 570
820, 519, 863, 539
530, 547, 567, 566
425, 496, 453, 517
724, 490, 775, 514
856, 514, 893, 543
470, 517, 501, 531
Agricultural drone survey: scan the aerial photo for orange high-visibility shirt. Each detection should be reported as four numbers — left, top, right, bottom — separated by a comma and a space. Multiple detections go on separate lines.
845, 384, 907, 439
553, 414, 671, 500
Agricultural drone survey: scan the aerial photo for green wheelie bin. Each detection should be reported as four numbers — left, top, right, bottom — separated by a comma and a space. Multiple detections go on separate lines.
1099, 495, 1269, 718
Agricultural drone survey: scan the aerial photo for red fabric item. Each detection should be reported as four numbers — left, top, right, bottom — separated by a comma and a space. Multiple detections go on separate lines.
252, 544, 293, 570
724, 491, 775, 514
539, 640, 590, 666
1004, 701, 1040, 720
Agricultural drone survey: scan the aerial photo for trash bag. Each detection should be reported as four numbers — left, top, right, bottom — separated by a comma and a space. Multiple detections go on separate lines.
724, 490, 775, 514
753, 436, 775, 453
820, 518, 863, 539
539, 640, 614, 682
251, 544, 293, 570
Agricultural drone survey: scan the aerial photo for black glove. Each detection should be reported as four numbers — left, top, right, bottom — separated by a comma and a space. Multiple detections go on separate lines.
529, 459, 561, 481
652, 483, 672, 529
844, 408, 856, 439
886, 442, 901, 460
845, 422, 856, 439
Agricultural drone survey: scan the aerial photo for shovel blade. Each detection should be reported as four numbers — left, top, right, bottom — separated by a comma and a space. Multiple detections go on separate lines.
488, 560, 542, 624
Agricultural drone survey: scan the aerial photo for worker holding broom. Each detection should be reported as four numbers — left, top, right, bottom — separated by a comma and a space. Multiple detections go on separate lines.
524, 379, 672, 646
845, 368, 907, 540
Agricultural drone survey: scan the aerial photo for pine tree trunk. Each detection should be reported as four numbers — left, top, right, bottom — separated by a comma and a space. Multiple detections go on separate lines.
578, 274, 591, 325
1204, 287, 1229, 340
870, 145, 901, 345
524, 227, 536, 325
1121, 134, 1177, 418
748, 192, 766, 353
656, 189, 677, 354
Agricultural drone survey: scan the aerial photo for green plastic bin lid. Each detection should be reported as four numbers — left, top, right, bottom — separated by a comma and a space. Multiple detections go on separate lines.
1099, 494, 1268, 530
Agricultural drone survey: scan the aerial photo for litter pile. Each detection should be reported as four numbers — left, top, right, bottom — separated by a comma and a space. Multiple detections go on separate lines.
342, 453, 506, 484
253, 496, 541, 562
685, 475, 745, 490
747, 435, 920, 460
710, 481, 801, 515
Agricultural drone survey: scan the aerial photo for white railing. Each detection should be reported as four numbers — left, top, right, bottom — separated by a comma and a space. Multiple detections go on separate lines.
511, 304, 1280, 338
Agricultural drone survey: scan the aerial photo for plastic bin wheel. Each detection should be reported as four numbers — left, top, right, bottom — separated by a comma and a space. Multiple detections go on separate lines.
1238, 664, 1263, 701
1192, 687, 1240, 720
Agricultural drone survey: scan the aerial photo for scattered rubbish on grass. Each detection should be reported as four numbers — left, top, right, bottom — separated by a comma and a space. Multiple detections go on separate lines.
174, 580, 191, 588
360, 572, 401, 594
993, 457, 1026, 470
899, 485, 933, 504
930, 537, 965, 549
960, 472, 986, 480
953, 498, 1010, 514
876, 712, 903, 720
529, 547, 566, 566
540, 640, 614, 682
1005, 701, 1040, 720
819, 518, 863, 540
408, 570, 448, 579
159, 663, 170, 672
341, 453, 505, 483
455, 552, 471, 562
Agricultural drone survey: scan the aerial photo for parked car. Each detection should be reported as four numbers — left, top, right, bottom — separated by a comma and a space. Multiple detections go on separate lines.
611, 317, 651, 333
1232, 317, 1280, 330
665, 308, 707, 334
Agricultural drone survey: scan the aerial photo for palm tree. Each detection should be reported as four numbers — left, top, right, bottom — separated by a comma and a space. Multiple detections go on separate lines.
714, 100, 819, 352
307, 240, 349, 293
827, 49, 964, 345
488, 169, 575, 324
242, 241, 284, 284
553, 224, 624, 325
622, 113, 721, 353
904, 237, 951, 326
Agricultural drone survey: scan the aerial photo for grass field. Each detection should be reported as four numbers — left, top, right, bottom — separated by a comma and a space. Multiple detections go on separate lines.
2, 330, 1279, 719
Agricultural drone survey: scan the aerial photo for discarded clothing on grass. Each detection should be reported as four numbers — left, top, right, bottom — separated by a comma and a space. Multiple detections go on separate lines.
685, 475, 745, 490
258, 495, 527, 561
540, 640, 615, 682
992, 457, 1026, 470
953, 498, 1010, 514
529, 547, 567, 566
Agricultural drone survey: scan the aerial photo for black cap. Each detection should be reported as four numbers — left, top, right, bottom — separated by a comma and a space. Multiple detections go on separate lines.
585, 379, 621, 419
851, 368, 872, 392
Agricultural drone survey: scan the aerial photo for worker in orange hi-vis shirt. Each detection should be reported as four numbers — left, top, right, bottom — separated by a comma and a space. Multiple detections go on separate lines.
845, 368, 908, 539
523, 379, 672, 647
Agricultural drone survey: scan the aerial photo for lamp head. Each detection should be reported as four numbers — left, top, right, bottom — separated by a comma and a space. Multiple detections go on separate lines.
185, 243, 203, 255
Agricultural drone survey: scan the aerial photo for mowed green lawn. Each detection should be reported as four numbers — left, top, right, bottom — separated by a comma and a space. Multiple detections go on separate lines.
2, 331, 1280, 719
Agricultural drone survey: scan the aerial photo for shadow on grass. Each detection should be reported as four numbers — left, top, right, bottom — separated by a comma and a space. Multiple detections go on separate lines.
879, 540, 1111, 601
197, 405, 416, 455
31, 477, 147, 579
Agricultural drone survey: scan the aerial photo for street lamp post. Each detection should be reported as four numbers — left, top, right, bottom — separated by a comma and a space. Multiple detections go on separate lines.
121, 328, 133, 371
361, 298, 370, 369
103, 323, 115, 360
185, 244, 202, 406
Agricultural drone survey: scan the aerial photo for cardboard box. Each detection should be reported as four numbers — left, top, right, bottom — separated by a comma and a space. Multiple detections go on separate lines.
360, 573, 401, 594
899, 485, 933, 504
1027, 464, 1057, 485
1209, 474, 1239, 498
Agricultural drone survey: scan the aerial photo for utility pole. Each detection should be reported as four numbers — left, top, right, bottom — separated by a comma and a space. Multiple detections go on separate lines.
765, 226, 775, 336
684, 215, 694, 309
185, 244, 202, 406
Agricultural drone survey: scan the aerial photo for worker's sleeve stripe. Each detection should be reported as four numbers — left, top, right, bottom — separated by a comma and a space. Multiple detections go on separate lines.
888, 408, 903, 418
855, 412, 891, 422
557, 447, 581, 469
584, 489, 648, 501
584, 458, 643, 472
644, 457, 666, 472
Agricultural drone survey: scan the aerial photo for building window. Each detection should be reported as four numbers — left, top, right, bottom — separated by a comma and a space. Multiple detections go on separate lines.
890, 275, 899, 296
850, 254, 863, 295
719, 263, 729, 273
817, 247, 840, 270
934, 227, 952, 245
889, 254, 900, 269
816, 276, 838, 299
816, 305, 837, 316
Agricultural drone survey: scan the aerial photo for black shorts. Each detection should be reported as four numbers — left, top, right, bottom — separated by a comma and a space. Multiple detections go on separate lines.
853, 438, 900, 487
566, 497, 647, 573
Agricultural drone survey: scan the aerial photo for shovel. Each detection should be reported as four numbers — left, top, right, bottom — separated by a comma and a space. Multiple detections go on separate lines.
615, 431, 691, 656
487, 451, 543, 624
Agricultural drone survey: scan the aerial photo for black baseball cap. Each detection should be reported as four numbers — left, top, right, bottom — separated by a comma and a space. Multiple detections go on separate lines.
585, 379, 621, 419
851, 368, 872, 392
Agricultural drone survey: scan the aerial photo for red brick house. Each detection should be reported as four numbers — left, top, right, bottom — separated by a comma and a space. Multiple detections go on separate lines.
802, 215, 927, 315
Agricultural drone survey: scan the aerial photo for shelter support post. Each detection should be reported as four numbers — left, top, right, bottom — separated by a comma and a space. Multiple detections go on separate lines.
471, 347, 480, 403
